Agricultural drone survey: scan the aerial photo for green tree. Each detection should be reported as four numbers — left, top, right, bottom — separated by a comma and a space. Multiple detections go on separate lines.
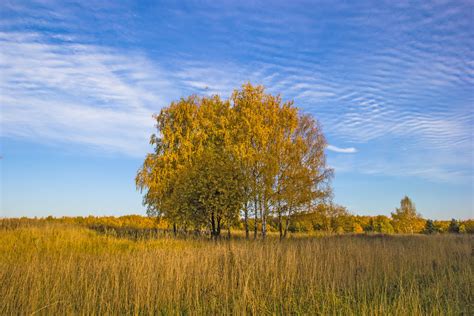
423, 219, 438, 234
365, 216, 389, 233
173, 150, 245, 239
136, 96, 201, 234
448, 219, 460, 233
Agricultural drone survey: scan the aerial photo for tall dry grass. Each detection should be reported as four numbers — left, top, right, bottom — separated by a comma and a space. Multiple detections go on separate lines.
0, 223, 472, 315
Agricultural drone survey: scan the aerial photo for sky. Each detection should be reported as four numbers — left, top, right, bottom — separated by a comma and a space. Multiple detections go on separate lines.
0, 0, 473, 219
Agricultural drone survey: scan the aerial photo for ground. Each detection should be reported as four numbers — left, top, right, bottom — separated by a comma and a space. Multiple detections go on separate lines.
0, 222, 472, 315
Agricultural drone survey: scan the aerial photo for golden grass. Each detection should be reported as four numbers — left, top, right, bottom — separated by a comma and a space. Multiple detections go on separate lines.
0, 223, 472, 315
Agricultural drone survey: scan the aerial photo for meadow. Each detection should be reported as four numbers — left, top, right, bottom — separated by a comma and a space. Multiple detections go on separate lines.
0, 221, 472, 315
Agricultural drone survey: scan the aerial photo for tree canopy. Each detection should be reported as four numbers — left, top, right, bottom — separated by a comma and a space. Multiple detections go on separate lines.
136, 83, 333, 238
391, 196, 424, 233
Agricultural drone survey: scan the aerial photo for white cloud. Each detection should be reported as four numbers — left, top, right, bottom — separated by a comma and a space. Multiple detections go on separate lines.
1, 2, 472, 183
0, 32, 178, 156
327, 145, 357, 154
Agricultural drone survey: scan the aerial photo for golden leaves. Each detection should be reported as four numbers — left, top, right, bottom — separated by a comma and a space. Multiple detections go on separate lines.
136, 83, 332, 234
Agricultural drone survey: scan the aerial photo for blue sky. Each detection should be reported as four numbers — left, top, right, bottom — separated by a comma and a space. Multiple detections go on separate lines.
1, 0, 473, 219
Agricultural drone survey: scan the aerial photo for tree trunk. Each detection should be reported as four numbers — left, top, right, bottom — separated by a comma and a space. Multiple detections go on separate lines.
253, 197, 258, 240
217, 216, 221, 239
244, 202, 249, 240
211, 212, 216, 239
277, 200, 283, 239
261, 197, 267, 240
173, 223, 177, 237
284, 215, 290, 238
228, 226, 231, 239
278, 212, 283, 240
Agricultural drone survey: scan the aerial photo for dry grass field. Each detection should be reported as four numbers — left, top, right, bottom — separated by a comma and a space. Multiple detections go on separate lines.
0, 223, 472, 315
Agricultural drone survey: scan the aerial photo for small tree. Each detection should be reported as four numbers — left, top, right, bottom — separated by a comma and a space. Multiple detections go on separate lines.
391, 196, 424, 233
448, 219, 460, 233
423, 219, 438, 234
372, 215, 394, 234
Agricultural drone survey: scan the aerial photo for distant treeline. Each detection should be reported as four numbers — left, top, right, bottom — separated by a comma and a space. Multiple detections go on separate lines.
1, 208, 472, 236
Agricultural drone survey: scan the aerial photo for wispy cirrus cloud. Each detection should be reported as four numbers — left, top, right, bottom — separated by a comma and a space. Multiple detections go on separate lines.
0, 0, 472, 184
0, 32, 179, 156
